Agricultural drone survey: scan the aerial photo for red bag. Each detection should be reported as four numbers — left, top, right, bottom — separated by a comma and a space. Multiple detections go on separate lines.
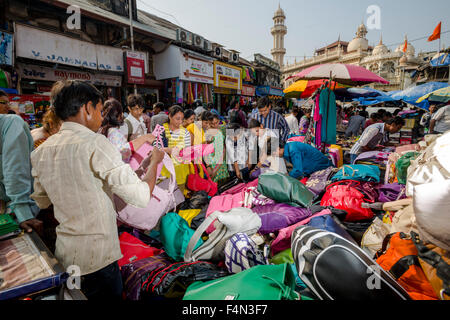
320, 180, 374, 222
118, 232, 163, 268
186, 163, 218, 197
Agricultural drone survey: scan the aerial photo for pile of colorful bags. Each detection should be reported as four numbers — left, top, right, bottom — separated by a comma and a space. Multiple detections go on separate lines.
115, 132, 450, 301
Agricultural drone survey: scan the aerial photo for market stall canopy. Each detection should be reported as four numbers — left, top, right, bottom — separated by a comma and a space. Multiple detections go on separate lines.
284, 79, 347, 99
285, 63, 390, 86
416, 86, 450, 104
430, 52, 450, 67
353, 82, 448, 109
334, 87, 387, 100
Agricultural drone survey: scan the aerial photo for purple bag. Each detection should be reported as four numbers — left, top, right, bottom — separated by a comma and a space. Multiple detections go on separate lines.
305, 167, 336, 195
354, 181, 379, 203
377, 183, 406, 203
252, 203, 311, 234
120, 254, 172, 301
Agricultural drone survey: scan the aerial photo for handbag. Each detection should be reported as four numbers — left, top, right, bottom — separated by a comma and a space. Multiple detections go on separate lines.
224, 233, 268, 274
217, 176, 242, 194
184, 207, 262, 262
331, 164, 380, 183
141, 260, 229, 300
252, 203, 311, 235
306, 214, 356, 244
257, 172, 316, 208
118, 232, 163, 268
406, 131, 450, 197
375, 232, 438, 300
159, 212, 204, 262
305, 167, 337, 196
320, 180, 374, 222
395, 152, 420, 185
377, 183, 406, 203
291, 226, 411, 300
183, 263, 299, 300
114, 152, 177, 231
186, 163, 218, 197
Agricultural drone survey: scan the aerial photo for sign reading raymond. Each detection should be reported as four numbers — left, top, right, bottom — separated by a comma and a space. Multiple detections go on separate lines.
126, 51, 146, 84
213, 61, 242, 90
17, 63, 122, 87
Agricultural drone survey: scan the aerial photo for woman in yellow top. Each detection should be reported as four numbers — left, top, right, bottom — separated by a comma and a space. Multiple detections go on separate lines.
186, 111, 213, 145
161, 105, 192, 190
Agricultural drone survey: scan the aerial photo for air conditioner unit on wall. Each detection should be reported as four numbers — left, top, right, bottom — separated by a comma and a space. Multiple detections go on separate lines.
203, 40, 213, 52
212, 45, 223, 58
191, 34, 204, 48
176, 28, 191, 44
230, 52, 239, 63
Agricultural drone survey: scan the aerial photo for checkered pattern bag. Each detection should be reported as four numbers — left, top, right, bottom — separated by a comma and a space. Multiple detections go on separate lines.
242, 187, 276, 208
224, 233, 268, 274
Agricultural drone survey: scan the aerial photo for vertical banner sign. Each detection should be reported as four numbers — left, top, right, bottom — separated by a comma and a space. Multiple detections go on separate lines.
126, 51, 146, 84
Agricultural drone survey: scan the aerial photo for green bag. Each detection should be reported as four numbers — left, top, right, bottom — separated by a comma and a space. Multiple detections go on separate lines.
159, 212, 203, 261
183, 263, 299, 300
270, 249, 294, 265
0, 214, 19, 237
257, 172, 316, 208
396, 152, 420, 185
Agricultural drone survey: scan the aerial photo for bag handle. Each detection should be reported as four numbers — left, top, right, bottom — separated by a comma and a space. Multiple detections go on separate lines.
261, 275, 299, 300
410, 231, 450, 299
184, 211, 222, 262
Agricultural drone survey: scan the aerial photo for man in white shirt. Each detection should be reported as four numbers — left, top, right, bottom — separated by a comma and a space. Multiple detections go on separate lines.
349, 116, 405, 164
430, 104, 450, 134
31, 80, 163, 300
119, 94, 148, 141
285, 107, 300, 135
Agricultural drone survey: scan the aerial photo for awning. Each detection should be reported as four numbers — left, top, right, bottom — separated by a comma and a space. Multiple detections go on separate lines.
256, 86, 285, 97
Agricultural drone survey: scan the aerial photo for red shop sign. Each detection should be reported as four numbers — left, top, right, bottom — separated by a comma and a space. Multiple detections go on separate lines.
241, 84, 256, 97
126, 51, 146, 84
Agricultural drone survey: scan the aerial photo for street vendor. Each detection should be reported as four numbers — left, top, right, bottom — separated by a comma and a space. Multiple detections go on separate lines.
349, 116, 405, 164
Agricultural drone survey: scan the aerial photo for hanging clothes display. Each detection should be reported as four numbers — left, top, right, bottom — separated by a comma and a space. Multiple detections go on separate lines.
314, 93, 322, 149
319, 87, 337, 145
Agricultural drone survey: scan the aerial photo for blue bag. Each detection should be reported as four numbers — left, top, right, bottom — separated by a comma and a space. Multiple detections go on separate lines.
307, 215, 357, 244
330, 164, 380, 183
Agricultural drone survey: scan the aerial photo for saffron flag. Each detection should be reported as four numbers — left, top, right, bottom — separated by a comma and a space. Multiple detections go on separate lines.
402, 39, 408, 53
428, 22, 441, 42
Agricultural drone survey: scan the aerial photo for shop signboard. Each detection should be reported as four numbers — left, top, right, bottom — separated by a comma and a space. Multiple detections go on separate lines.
180, 52, 214, 84
125, 51, 146, 84
0, 30, 13, 66
17, 63, 122, 87
241, 84, 256, 97
14, 24, 143, 72
256, 85, 284, 97
214, 61, 242, 90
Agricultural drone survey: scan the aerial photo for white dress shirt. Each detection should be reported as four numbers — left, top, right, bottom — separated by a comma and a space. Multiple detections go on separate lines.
31, 122, 150, 276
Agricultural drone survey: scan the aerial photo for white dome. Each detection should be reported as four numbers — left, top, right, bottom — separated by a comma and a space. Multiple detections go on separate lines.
348, 37, 369, 52
274, 4, 285, 18
372, 43, 389, 56
395, 42, 415, 56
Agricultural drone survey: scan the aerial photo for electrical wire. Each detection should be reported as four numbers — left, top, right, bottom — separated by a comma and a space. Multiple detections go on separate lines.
136, 0, 183, 28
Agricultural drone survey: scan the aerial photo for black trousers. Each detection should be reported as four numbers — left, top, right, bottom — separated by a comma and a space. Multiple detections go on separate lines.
81, 261, 123, 300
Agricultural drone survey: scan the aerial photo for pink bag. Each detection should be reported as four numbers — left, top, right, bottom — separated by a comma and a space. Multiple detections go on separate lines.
177, 144, 215, 163
114, 148, 177, 231
287, 136, 306, 143
270, 209, 332, 255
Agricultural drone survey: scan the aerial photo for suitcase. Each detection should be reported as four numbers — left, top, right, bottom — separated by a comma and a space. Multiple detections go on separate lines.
291, 226, 411, 300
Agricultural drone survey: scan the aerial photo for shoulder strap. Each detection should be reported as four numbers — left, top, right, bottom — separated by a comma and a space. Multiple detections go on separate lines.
125, 119, 133, 142
184, 211, 222, 262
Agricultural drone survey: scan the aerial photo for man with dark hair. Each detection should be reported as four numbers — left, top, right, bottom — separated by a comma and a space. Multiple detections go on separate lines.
150, 101, 168, 132
349, 116, 405, 164
30, 80, 163, 300
345, 110, 366, 138
119, 93, 147, 141
0, 89, 10, 114
430, 104, 450, 134
228, 99, 247, 128
251, 96, 289, 142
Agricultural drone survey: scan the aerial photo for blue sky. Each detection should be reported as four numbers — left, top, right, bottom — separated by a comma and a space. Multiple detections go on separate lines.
137, 0, 450, 64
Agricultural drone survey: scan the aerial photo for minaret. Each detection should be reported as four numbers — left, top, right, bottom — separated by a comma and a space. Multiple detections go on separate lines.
271, 3, 287, 68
